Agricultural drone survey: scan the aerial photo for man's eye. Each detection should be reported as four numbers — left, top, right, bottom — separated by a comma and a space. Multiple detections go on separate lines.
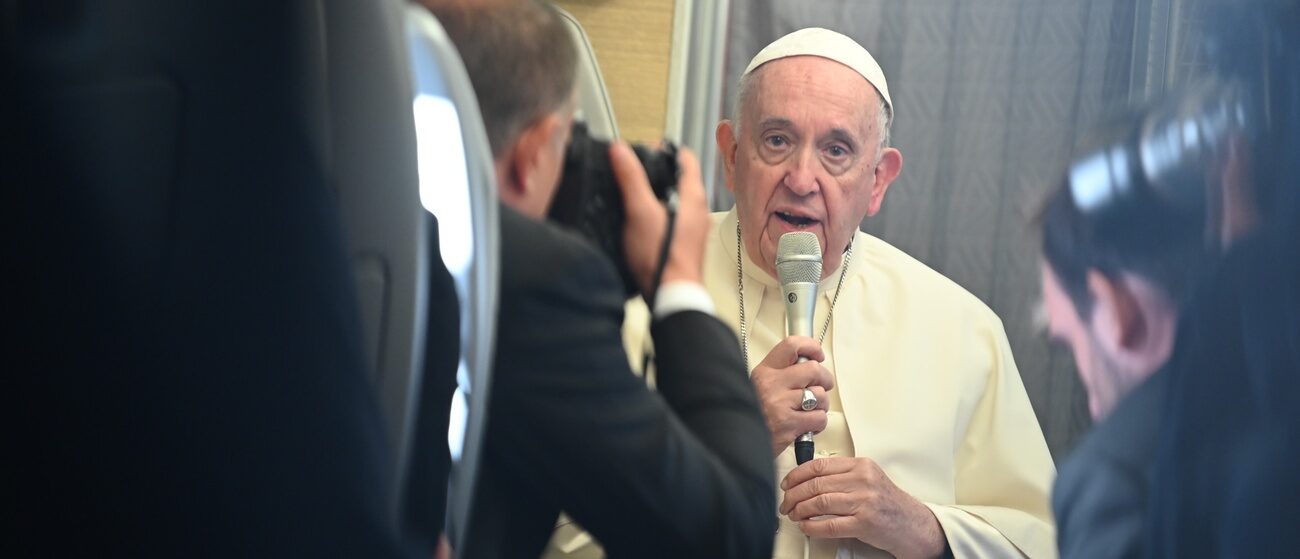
764, 135, 788, 148
826, 145, 849, 158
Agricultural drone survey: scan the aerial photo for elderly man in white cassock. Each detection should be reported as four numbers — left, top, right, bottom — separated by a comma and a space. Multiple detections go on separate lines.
548, 27, 1055, 559
616, 28, 1053, 559
707, 28, 1056, 558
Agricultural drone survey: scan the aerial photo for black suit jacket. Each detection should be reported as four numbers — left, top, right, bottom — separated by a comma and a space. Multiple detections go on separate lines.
1053, 369, 1166, 559
462, 207, 775, 558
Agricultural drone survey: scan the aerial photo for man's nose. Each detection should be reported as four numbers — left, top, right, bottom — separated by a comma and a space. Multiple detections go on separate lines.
782, 146, 820, 196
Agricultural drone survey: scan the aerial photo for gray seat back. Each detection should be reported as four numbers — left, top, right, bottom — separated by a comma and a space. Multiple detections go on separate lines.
9, 0, 421, 553
403, 5, 502, 548
325, 0, 429, 522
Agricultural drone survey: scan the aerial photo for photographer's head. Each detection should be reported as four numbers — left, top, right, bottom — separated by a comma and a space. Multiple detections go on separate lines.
716, 28, 903, 281
1037, 179, 1209, 420
424, 0, 711, 300
424, 0, 578, 218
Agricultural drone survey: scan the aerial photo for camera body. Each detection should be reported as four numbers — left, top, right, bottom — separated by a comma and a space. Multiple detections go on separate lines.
548, 121, 681, 296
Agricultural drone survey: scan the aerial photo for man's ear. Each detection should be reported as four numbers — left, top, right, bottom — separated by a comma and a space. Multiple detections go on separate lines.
866, 147, 903, 217
1106, 272, 1181, 374
715, 120, 739, 193
504, 113, 565, 213
1086, 269, 1145, 355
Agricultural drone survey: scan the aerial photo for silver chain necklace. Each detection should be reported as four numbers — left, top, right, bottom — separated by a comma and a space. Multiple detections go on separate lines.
736, 220, 853, 371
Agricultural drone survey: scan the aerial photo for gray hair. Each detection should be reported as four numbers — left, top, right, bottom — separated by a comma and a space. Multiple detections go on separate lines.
732, 68, 892, 157
424, 0, 577, 158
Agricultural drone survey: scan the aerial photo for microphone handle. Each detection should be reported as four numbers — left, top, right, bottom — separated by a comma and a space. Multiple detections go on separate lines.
783, 282, 818, 464
794, 355, 816, 464
795, 437, 815, 464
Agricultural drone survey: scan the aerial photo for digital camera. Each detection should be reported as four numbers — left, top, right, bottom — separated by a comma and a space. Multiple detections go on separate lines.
548, 121, 681, 296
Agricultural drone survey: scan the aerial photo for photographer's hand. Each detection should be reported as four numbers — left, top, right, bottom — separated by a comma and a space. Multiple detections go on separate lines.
609, 142, 709, 298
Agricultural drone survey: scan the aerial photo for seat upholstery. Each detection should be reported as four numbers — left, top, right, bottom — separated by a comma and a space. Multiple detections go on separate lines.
6, 0, 472, 554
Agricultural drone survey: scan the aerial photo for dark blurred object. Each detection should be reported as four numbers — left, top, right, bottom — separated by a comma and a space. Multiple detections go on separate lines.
1066, 0, 1299, 245
1139, 0, 1300, 556
5, 0, 443, 556
1067, 80, 1254, 236
549, 121, 681, 295
1144, 231, 1300, 556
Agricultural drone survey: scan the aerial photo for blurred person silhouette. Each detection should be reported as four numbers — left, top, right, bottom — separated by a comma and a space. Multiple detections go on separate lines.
1036, 0, 1299, 555
418, 0, 775, 557
1140, 0, 1300, 555
1036, 163, 1211, 557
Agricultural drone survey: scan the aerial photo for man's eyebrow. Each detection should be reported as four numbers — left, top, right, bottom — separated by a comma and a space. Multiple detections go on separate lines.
754, 119, 863, 148
757, 117, 794, 130
825, 128, 860, 149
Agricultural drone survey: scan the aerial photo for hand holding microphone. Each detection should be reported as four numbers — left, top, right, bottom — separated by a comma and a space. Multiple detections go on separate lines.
777, 232, 825, 464
749, 337, 833, 458
749, 232, 834, 461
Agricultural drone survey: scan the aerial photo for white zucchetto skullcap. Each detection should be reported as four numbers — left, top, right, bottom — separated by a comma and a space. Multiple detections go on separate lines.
742, 27, 892, 111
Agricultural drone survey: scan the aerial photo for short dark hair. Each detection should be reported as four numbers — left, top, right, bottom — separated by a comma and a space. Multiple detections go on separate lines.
1037, 178, 1211, 319
422, 0, 578, 157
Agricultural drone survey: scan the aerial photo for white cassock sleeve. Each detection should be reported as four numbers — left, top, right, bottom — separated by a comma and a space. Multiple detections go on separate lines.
924, 319, 1057, 559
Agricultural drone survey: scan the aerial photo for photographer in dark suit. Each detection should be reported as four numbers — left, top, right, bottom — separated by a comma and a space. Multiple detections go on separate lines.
420, 1, 775, 557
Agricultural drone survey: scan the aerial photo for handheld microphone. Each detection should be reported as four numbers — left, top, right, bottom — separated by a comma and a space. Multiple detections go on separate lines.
776, 232, 822, 465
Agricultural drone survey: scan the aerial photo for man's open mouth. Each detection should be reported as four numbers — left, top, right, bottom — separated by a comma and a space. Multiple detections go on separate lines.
776, 211, 817, 227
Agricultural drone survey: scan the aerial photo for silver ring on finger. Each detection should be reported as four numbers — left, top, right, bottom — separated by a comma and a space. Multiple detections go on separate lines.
800, 387, 818, 411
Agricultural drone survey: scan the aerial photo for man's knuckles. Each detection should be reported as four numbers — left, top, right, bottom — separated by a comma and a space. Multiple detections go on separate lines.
783, 418, 823, 439
810, 456, 836, 476
803, 516, 852, 539
814, 493, 838, 515
800, 411, 828, 433
759, 390, 784, 410
806, 474, 829, 498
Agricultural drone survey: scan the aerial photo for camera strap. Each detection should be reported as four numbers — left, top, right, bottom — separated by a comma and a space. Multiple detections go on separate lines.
646, 192, 679, 309
638, 193, 678, 388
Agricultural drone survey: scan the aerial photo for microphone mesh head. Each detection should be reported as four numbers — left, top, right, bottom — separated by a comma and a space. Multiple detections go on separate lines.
776, 232, 823, 284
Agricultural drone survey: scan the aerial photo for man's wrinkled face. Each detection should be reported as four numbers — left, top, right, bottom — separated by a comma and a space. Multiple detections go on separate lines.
720, 56, 897, 280
1041, 264, 1126, 420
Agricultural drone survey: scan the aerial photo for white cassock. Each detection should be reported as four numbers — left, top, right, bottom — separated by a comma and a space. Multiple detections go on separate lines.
546, 209, 1057, 559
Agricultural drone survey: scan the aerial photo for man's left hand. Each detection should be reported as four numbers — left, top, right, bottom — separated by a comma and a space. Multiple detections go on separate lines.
780, 457, 947, 559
